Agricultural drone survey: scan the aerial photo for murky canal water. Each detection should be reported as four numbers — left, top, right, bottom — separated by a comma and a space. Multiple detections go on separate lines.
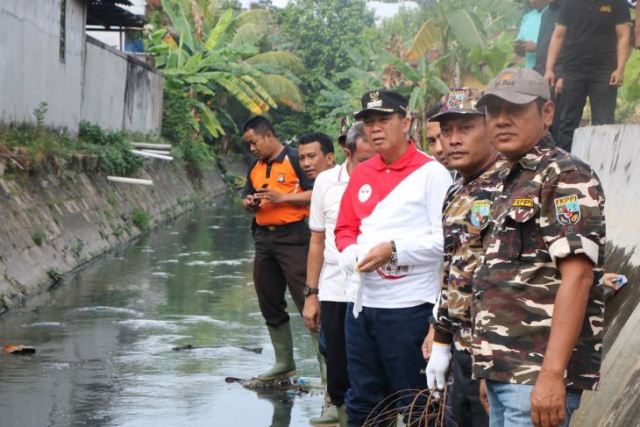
0, 200, 323, 427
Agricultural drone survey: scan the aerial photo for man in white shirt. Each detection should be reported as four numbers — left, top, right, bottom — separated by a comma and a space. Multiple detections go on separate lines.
303, 122, 376, 426
335, 90, 452, 426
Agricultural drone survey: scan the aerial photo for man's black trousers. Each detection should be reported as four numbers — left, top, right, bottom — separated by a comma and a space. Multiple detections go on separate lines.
253, 221, 309, 326
558, 67, 618, 152
320, 300, 349, 406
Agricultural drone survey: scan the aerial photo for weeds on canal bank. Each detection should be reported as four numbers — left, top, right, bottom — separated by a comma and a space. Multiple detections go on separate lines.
46, 268, 64, 287
0, 98, 227, 182
131, 208, 151, 233
31, 226, 46, 246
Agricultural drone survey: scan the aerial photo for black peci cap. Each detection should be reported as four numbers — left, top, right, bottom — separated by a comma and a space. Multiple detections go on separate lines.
354, 89, 408, 120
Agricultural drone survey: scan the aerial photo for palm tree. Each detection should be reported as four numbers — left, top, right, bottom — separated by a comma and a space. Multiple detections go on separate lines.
146, 0, 304, 140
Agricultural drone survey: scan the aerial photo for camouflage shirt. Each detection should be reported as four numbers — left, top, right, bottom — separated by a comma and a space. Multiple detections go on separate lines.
472, 135, 605, 391
433, 158, 508, 352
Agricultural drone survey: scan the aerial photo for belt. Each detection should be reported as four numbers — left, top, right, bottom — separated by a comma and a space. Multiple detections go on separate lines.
255, 220, 305, 232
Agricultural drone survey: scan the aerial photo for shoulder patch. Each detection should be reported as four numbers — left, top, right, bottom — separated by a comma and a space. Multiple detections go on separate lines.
554, 195, 581, 225
471, 199, 491, 227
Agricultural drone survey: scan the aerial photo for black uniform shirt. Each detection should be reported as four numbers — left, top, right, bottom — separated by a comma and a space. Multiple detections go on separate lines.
557, 0, 630, 71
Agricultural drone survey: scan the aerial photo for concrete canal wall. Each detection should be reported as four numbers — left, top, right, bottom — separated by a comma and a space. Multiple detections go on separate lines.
570, 125, 640, 426
0, 160, 229, 314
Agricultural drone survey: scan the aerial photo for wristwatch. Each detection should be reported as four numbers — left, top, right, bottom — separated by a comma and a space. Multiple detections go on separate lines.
389, 240, 398, 265
303, 285, 319, 297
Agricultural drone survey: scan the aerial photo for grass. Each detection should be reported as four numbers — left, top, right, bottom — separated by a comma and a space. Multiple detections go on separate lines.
0, 119, 217, 180
0, 122, 168, 178
31, 226, 46, 246
131, 208, 151, 233
46, 268, 64, 286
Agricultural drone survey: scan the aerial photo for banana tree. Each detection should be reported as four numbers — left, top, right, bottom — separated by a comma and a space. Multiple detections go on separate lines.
404, 0, 521, 85
145, 0, 304, 140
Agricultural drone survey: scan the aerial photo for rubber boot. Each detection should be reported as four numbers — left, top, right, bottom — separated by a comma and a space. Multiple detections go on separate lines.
257, 322, 296, 381
310, 403, 339, 426
309, 332, 338, 426
310, 332, 327, 385
337, 405, 347, 427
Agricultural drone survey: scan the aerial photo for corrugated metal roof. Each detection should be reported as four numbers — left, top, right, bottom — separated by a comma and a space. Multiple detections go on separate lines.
87, 0, 145, 29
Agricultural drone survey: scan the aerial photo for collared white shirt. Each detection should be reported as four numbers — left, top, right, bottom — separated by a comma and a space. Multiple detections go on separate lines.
309, 163, 350, 302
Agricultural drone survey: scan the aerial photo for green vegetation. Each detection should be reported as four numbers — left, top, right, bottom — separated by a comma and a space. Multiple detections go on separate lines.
78, 122, 143, 177
146, 0, 303, 141
31, 226, 46, 246
0, 119, 172, 178
618, 49, 640, 123
293, 0, 524, 139
46, 268, 64, 286
143, 0, 555, 144
131, 208, 152, 233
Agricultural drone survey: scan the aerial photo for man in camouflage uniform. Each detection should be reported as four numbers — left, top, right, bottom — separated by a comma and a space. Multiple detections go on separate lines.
425, 88, 507, 427
473, 67, 605, 427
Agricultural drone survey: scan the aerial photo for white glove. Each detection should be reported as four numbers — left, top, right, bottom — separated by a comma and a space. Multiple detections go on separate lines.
338, 245, 359, 276
426, 342, 452, 391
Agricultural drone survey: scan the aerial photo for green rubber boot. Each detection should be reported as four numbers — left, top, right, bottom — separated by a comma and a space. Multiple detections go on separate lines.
310, 332, 327, 384
337, 405, 347, 427
257, 322, 296, 381
310, 403, 339, 426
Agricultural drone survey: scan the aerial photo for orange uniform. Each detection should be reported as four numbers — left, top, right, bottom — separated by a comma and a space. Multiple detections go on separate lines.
242, 144, 313, 327
243, 145, 313, 226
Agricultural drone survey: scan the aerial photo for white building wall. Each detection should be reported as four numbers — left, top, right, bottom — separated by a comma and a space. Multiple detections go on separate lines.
0, 0, 163, 134
0, 0, 85, 130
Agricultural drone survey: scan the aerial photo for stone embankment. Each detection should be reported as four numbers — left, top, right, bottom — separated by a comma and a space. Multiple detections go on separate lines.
0, 159, 232, 314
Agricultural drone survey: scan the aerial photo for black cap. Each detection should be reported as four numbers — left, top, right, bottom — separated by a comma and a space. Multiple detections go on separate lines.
354, 89, 408, 120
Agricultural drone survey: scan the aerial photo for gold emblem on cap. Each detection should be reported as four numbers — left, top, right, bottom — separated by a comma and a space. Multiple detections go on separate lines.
500, 72, 514, 81
369, 91, 380, 101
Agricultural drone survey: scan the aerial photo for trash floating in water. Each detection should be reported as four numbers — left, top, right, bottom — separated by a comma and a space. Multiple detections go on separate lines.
172, 344, 262, 354
224, 375, 322, 395
3, 345, 36, 355
196, 290, 215, 294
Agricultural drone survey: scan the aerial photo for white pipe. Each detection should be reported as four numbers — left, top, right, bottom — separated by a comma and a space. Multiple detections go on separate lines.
107, 176, 154, 186
131, 150, 173, 161
131, 142, 172, 150
141, 149, 172, 156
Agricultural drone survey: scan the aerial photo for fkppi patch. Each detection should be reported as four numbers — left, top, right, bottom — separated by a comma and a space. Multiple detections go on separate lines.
470, 199, 491, 227
512, 198, 534, 208
554, 195, 581, 225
